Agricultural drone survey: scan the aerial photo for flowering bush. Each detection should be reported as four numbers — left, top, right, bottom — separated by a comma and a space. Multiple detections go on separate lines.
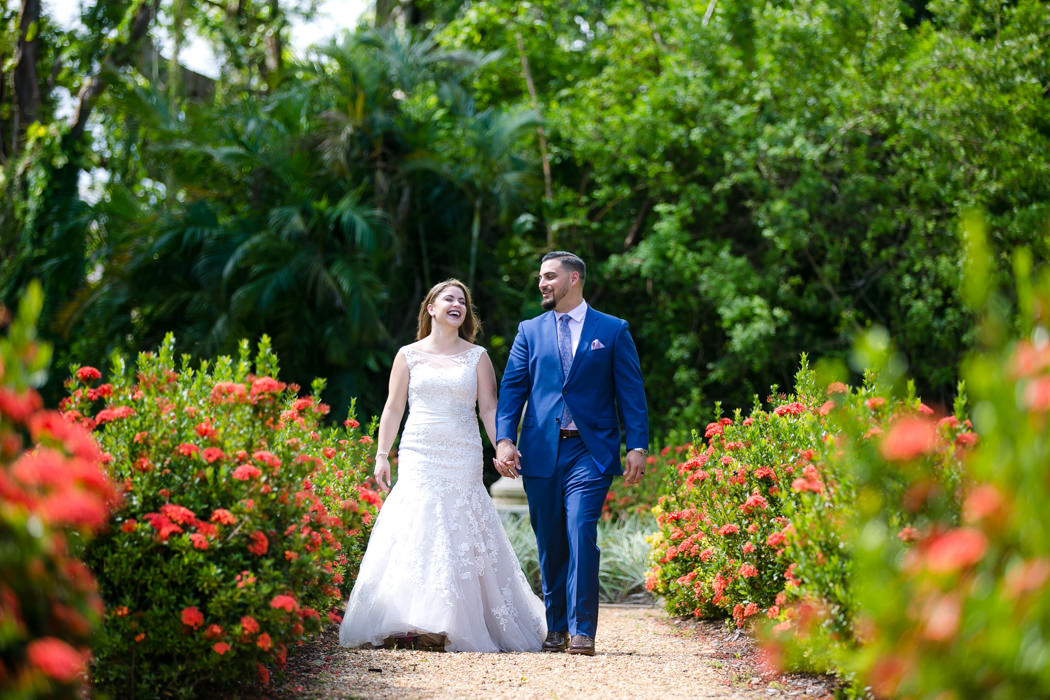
61, 334, 380, 697
760, 375, 972, 681
647, 358, 974, 641
648, 367, 830, 623
0, 283, 117, 699
763, 235, 1050, 697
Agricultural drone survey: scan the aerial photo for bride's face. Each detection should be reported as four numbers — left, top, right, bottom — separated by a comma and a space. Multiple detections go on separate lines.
428, 285, 467, 329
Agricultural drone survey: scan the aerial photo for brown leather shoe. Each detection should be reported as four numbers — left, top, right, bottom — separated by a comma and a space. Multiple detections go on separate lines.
542, 630, 569, 652
567, 634, 595, 656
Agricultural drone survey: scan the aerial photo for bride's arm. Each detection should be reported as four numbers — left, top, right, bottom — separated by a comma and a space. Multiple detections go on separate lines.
476, 351, 499, 449
374, 350, 409, 492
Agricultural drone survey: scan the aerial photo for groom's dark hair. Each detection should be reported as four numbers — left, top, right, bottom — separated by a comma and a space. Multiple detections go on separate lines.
542, 251, 586, 281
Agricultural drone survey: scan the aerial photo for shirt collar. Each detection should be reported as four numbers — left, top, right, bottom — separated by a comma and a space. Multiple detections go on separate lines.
556, 300, 588, 324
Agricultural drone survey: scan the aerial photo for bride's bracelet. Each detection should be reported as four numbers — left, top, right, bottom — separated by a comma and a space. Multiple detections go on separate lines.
376, 451, 389, 459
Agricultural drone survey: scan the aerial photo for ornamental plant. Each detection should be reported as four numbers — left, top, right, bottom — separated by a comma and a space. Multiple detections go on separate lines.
647, 368, 831, 623
647, 357, 974, 639
0, 283, 118, 699
765, 228, 1050, 698
61, 334, 381, 698
761, 375, 972, 683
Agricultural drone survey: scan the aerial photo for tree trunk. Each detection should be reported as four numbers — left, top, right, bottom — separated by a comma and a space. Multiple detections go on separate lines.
12, 0, 43, 159
263, 0, 283, 79
468, 198, 481, 292
374, 0, 398, 26
70, 0, 161, 141
0, 48, 8, 164
515, 32, 553, 247
374, 0, 422, 27
225, 0, 248, 86
168, 0, 185, 204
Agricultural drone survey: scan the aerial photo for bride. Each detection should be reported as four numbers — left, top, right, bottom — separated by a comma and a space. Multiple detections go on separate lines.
339, 279, 546, 652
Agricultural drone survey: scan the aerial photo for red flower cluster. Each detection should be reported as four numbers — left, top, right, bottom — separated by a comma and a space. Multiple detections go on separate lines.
95, 405, 135, 425
202, 447, 226, 463
210, 381, 247, 404
880, 417, 939, 461
241, 615, 260, 635
181, 606, 205, 629
76, 366, 102, 382
210, 508, 236, 525
248, 531, 269, 555
250, 377, 286, 399
253, 450, 281, 469
773, 402, 806, 416
922, 528, 987, 573
26, 637, 87, 682
791, 464, 825, 494
270, 594, 299, 612
233, 463, 262, 480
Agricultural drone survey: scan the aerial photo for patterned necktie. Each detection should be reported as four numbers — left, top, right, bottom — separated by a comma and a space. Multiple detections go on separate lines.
558, 315, 573, 427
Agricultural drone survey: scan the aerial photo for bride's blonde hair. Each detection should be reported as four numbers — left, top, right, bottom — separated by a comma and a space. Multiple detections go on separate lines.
416, 279, 482, 342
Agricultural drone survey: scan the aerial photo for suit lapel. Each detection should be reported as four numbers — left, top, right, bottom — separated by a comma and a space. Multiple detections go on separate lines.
544, 311, 562, 377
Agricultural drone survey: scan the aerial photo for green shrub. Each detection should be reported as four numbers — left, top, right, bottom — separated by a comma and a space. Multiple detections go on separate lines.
0, 283, 117, 699
648, 358, 973, 642
61, 334, 380, 697
763, 230, 1050, 698
648, 362, 830, 622
762, 375, 971, 682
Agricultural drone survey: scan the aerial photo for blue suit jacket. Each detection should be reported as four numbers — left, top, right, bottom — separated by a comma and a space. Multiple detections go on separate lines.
496, 306, 649, 477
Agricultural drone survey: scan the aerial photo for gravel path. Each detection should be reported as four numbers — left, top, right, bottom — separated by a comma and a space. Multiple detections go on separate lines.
273, 604, 764, 699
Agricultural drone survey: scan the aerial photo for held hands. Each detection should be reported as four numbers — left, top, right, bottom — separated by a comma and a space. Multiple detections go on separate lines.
623, 449, 646, 487
493, 440, 521, 479
374, 455, 392, 492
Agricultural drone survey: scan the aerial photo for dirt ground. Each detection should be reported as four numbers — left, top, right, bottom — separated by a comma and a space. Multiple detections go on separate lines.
260, 603, 840, 699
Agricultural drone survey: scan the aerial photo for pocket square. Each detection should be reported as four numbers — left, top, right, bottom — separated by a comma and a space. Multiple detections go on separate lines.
590, 339, 606, 350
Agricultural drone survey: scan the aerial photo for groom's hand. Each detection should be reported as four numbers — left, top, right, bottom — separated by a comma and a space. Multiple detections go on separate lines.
495, 439, 521, 478
623, 449, 645, 487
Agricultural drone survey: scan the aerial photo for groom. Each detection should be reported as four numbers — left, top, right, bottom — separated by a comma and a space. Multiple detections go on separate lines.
495, 250, 649, 656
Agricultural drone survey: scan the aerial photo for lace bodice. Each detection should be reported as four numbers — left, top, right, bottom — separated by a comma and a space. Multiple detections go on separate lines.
403, 346, 485, 425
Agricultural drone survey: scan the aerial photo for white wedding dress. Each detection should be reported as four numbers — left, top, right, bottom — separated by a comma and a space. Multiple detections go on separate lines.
339, 346, 546, 652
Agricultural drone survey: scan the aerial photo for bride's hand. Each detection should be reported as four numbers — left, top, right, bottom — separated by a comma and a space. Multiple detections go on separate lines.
492, 457, 517, 479
374, 456, 392, 492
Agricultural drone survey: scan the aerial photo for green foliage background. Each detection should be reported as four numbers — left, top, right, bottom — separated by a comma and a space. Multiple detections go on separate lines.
2, 0, 1049, 433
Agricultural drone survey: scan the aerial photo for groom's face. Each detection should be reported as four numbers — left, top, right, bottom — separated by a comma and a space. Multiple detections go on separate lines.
538, 260, 575, 311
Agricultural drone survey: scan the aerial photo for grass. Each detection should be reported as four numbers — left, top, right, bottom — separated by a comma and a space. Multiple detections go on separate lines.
500, 511, 656, 603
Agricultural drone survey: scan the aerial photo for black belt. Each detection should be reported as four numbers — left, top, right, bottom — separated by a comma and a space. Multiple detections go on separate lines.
559, 429, 580, 439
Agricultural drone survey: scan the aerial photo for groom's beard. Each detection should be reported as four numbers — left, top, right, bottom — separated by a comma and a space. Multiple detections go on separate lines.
540, 284, 567, 311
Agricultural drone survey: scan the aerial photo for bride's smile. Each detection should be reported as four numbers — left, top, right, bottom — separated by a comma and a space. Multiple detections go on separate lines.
430, 288, 467, 328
